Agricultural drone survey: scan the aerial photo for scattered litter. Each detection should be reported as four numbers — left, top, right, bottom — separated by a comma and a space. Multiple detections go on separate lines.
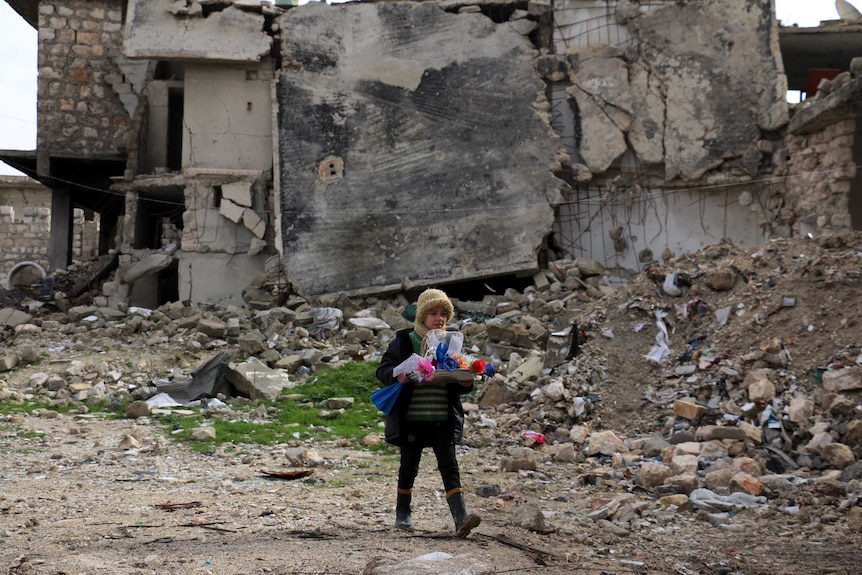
520, 430, 545, 444
644, 309, 671, 364
662, 273, 682, 296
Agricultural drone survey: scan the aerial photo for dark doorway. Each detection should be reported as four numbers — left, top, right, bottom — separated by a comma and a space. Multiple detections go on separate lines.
167, 88, 184, 171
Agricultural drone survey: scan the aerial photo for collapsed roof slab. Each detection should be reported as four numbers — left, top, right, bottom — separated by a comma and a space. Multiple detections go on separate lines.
789, 76, 862, 135
124, 0, 271, 62
276, 2, 565, 296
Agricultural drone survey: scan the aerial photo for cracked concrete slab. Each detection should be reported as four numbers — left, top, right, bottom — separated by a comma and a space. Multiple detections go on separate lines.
125, 0, 271, 62
630, 0, 788, 181
275, 2, 565, 296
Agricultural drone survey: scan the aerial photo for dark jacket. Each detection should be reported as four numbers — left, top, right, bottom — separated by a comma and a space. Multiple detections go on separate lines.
376, 328, 473, 446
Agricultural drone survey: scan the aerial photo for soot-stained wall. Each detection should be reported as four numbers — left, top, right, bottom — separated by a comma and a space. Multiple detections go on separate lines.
276, 2, 565, 296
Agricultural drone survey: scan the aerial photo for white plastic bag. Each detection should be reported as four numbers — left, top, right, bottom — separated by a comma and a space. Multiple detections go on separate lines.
393, 353, 421, 378
663, 273, 682, 297
644, 309, 671, 364
425, 329, 464, 356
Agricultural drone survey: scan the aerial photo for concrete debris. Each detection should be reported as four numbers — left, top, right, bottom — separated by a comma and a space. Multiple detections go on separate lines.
225, 356, 294, 401
1, 233, 862, 557
365, 553, 494, 575
0, 308, 33, 327
120, 252, 174, 284
508, 503, 547, 532
190, 426, 217, 441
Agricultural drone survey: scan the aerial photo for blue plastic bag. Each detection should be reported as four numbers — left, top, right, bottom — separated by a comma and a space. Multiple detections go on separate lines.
371, 384, 402, 414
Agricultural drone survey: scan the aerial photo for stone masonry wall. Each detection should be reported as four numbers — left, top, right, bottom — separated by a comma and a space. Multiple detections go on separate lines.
0, 206, 97, 288
777, 118, 857, 236
37, 0, 130, 155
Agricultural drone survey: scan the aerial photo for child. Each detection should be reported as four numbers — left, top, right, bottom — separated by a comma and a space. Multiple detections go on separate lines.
375, 288, 481, 537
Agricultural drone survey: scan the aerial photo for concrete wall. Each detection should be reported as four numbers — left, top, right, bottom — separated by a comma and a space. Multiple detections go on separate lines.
175, 178, 270, 304
276, 2, 565, 296
546, 0, 787, 277
181, 182, 257, 254
31, 0, 808, 306
765, 71, 862, 237
0, 176, 98, 289
557, 182, 771, 281
177, 251, 269, 307
550, 0, 788, 182
182, 63, 274, 172
37, 0, 133, 155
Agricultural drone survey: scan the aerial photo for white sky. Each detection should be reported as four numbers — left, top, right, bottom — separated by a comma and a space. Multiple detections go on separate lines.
0, 0, 844, 175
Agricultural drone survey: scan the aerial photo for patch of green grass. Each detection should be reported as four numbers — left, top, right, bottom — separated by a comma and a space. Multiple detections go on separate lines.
0, 400, 79, 416
0, 422, 45, 439
0, 422, 48, 454
156, 359, 394, 452
0, 359, 398, 454
297, 361, 382, 402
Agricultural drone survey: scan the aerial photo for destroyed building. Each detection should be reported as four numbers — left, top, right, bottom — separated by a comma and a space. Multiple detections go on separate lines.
0, 175, 99, 292
1, 0, 860, 308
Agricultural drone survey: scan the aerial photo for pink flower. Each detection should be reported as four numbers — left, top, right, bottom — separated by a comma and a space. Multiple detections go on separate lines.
417, 357, 435, 382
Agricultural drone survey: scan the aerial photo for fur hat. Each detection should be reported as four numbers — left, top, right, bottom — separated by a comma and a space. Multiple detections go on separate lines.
415, 288, 454, 329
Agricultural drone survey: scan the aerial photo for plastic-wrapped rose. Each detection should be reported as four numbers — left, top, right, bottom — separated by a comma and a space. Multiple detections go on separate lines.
434, 343, 450, 366
470, 359, 486, 374
417, 357, 434, 382
438, 354, 459, 371
434, 343, 459, 370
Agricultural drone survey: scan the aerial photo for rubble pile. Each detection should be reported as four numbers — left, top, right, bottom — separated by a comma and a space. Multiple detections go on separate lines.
1, 233, 862, 539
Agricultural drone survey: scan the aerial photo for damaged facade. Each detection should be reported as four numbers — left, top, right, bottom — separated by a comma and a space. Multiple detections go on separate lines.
0, 176, 98, 291
2, 0, 857, 305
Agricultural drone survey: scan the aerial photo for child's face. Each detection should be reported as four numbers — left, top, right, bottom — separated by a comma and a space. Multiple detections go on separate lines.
422, 307, 449, 331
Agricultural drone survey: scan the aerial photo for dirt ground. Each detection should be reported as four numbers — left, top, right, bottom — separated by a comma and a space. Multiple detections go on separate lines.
0, 403, 858, 574
2, 233, 862, 574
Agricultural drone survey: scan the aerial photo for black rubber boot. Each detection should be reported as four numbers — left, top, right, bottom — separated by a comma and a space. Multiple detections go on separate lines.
395, 492, 414, 529
446, 491, 481, 537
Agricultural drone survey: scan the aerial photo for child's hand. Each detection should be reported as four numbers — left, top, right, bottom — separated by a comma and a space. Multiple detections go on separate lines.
397, 373, 408, 384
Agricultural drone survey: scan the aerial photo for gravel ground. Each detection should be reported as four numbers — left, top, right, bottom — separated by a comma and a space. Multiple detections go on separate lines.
1, 411, 859, 575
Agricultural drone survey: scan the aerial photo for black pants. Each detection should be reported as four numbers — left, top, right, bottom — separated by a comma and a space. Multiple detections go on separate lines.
397, 421, 461, 493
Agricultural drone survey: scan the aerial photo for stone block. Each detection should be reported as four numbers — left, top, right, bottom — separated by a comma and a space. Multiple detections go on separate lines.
638, 461, 672, 488
822, 366, 862, 392
673, 399, 706, 421
821, 443, 856, 470
729, 471, 762, 496
0, 308, 33, 327
225, 357, 293, 401
704, 269, 735, 291
670, 453, 698, 475
196, 318, 226, 338
0, 354, 19, 372
500, 457, 537, 472
695, 425, 747, 442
